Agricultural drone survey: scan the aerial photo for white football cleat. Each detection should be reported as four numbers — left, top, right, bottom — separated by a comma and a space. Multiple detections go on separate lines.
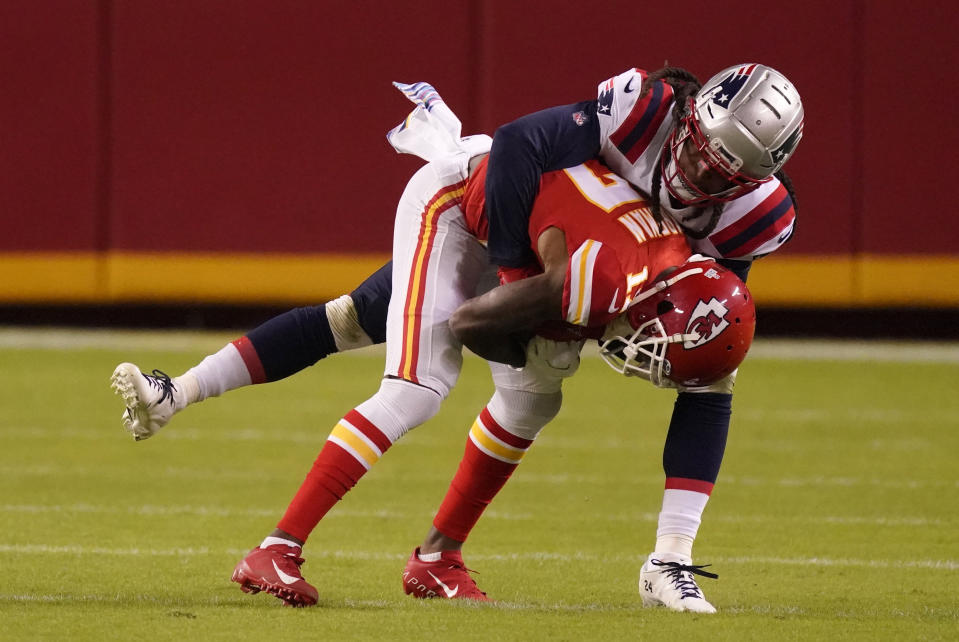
110, 363, 185, 441
639, 551, 718, 614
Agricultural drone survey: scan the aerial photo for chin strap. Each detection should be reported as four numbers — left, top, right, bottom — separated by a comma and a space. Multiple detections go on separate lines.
624, 261, 707, 309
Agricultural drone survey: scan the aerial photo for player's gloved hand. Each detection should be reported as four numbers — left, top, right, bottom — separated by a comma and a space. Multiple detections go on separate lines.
497, 263, 543, 285
523, 336, 584, 380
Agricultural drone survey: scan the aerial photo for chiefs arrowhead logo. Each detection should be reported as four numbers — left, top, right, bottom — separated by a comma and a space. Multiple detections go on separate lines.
684, 298, 730, 349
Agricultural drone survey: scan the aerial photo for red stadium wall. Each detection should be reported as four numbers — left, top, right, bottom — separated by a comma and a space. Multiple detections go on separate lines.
1, 0, 957, 306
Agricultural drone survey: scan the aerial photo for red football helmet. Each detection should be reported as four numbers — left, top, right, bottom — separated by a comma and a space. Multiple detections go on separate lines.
599, 256, 755, 387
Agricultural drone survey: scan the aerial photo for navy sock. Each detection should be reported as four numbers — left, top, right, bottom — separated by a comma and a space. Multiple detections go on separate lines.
246, 305, 337, 382
350, 260, 392, 344
662, 392, 732, 483
244, 261, 393, 382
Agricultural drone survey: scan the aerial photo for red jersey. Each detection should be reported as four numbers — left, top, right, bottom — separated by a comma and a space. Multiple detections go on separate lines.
465, 157, 691, 332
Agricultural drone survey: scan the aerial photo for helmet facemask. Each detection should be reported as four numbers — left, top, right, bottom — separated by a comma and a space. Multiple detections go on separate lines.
599, 264, 707, 388
661, 99, 769, 207
599, 316, 694, 388
599, 256, 756, 388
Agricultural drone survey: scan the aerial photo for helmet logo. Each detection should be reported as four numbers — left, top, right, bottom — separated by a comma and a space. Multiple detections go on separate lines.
705, 64, 756, 110
771, 124, 803, 163
684, 298, 730, 348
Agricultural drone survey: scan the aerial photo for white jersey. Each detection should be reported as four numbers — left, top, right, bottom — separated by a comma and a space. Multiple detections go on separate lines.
595, 68, 796, 261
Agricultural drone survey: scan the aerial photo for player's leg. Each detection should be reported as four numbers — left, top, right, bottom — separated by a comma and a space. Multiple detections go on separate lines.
231, 376, 442, 606
109, 262, 392, 441
403, 363, 563, 601
233, 159, 490, 606
638, 373, 736, 614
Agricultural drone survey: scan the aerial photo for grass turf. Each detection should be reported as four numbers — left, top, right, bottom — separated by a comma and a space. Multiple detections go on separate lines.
0, 329, 957, 640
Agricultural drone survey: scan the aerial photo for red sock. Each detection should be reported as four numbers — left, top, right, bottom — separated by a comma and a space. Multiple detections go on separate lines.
277, 409, 392, 542
433, 407, 533, 542
231, 336, 267, 384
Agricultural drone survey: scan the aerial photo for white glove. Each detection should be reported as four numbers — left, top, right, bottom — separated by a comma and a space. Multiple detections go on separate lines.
524, 336, 584, 380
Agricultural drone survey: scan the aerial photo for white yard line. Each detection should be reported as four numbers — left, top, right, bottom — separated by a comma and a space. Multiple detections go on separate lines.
3, 460, 955, 491
0, 543, 955, 571
2, 327, 959, 363
744, 339, 959, 363
0, 328, 239, 353
2, 592, 953, 620
0, 503, 951, 527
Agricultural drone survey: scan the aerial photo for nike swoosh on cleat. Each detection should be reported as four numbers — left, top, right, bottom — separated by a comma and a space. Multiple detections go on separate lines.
427, 570, 459, 598
272, 559, 301, 585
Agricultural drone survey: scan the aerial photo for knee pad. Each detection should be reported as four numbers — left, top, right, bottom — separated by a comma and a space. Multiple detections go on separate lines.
486, 387, 563, 441
677, 369, 738, 395
326, 294, 374, 352
354, 377, 442, 444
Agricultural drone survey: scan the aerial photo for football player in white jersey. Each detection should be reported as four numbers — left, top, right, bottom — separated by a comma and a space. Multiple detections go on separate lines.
473, 63, 803, 612
484, 63, 803, 273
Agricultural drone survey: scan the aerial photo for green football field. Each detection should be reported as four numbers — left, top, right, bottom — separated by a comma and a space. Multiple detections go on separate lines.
1, 328, 957, 640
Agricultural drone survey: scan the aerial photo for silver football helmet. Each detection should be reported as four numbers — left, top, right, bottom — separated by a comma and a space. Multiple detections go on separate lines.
662, 63, 804, 205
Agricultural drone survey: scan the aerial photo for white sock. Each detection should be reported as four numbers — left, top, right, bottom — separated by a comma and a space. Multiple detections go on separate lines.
260, 535, 300, 550
418, 550, 442, 562
654, 534, 695, 558
185, 343, 252, 402
655, 488, 710, 558
172, 372, 200, 407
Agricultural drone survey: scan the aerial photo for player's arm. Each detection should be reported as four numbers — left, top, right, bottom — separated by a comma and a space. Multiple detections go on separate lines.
450, 227, 568, 366
485, 102, 600, 268
716, 258, 751, 282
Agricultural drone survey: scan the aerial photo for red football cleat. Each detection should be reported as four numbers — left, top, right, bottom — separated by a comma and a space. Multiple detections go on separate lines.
402, 547, 490, 601
231, 544, 319, 607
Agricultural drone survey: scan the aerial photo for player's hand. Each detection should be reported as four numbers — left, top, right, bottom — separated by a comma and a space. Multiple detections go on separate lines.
524, 336, 584, 380
497, 264, 544, 285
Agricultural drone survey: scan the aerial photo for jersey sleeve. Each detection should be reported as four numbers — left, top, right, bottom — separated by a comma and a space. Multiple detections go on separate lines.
597, 69, 646, 142
485, 101, 600, 268
562, 239, 629, 329
690, 179, 797, 261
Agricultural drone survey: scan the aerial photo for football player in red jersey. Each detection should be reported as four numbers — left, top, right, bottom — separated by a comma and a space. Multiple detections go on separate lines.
110, 71, 791, 611
225, 143, 748, 605
403, 239, 754, 613
116, 84, 749, 608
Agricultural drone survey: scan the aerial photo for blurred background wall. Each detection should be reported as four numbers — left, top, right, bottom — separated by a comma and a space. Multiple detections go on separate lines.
1, 0, 957, 317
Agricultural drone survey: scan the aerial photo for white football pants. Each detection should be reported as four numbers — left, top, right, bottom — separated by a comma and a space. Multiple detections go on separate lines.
384, 152, 567, 399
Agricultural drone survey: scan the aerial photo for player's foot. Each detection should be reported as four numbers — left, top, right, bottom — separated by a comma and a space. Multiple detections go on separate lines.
110, 363, 184, 441
231, 544, 319, 607
402, 547, 490, 601
639, 551, 718, 613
